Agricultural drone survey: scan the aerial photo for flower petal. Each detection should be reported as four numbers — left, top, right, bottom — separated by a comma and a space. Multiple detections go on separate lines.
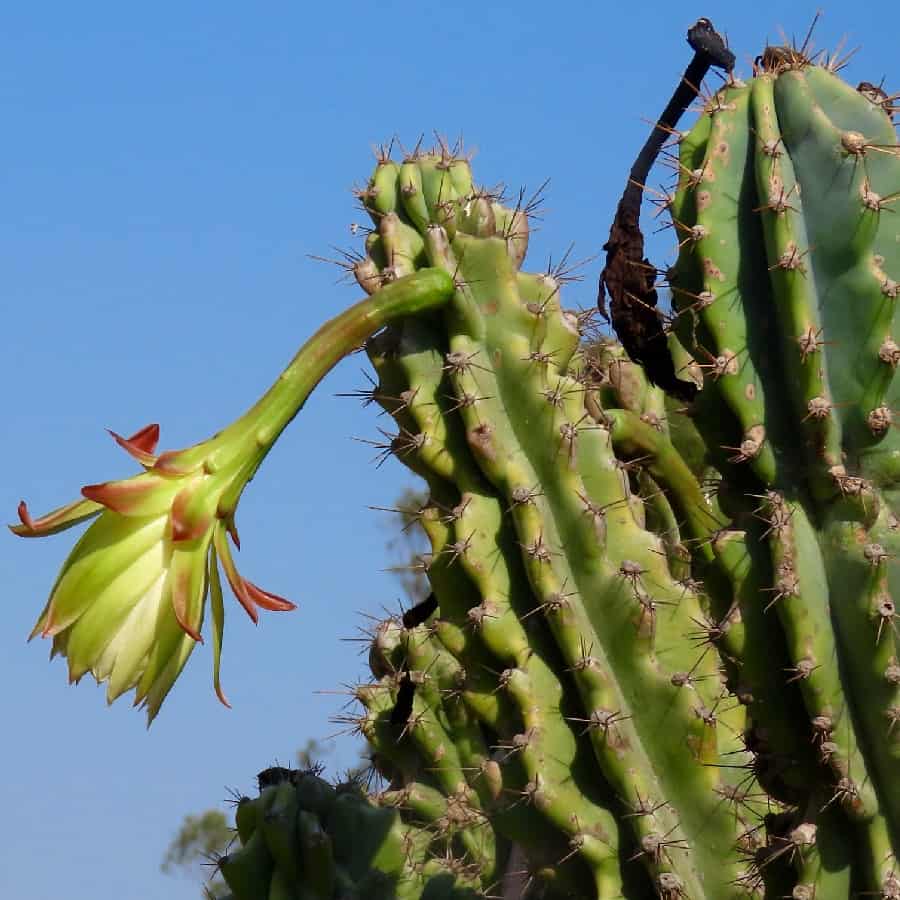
63, 536, 168, 682
226, 518, 241, 550
208, 550, 230, 708
34, 513, 168, 639
140, 631, 198, 724
143, 635, 197, 724
244, 580, 296, 612
10, 497, 103, 537
49, 630, 69, 662
82, 473, 182, 517
169, 479, 216, 543
169, 541, 209, 642
109, 423, 160, 466
105, 572, 168, 702
136, 608, 200, 726
212, 526, 258, 624
133, 572, 203, 720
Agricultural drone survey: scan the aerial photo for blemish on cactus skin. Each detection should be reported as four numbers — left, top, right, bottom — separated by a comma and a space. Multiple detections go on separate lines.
702, 258, 725, 281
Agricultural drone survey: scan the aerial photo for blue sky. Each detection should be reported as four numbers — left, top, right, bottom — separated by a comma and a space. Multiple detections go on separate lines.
2, 3, 896, 898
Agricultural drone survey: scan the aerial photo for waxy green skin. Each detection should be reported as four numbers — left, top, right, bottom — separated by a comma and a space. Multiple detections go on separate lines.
668, 56, 900, 896
344, 58, 900, 897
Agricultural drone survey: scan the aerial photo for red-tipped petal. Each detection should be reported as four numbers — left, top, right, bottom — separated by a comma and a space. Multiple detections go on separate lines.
171, 568, 204, 643
244, 580, 296, 612
169, 481, 214, 543
82, 478, 158, 515
17, 500, 33, 529
10, 497, 103, 537
215, 685, 232, 707
226, 519, 241, 550
109, 423, 160, 465
213, 527, 258, 624
125, 423, 160, 453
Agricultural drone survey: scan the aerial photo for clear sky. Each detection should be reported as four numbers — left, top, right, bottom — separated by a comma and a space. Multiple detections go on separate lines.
2, 3, 896, 898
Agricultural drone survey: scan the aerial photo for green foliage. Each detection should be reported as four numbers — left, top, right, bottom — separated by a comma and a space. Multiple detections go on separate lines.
161, 809, 231, 898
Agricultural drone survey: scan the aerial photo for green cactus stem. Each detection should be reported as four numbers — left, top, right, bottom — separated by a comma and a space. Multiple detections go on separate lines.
219, 767, 489, 900
653, 39, 900, 895
338, 143, 788, 897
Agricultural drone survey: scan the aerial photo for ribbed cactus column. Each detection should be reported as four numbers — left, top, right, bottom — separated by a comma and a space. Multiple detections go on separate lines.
349, 147, 775, 898
663, 46, 900, 896
365, 316, 629, 897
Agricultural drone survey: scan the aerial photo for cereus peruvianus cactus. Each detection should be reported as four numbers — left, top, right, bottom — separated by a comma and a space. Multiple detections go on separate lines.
630, 36, 900, 899
311, 146, 782, 898
10, 15, 900, 900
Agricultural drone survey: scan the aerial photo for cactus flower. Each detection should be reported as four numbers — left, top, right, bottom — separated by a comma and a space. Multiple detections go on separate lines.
11, 268, 456, 720
13, 421, 295, 722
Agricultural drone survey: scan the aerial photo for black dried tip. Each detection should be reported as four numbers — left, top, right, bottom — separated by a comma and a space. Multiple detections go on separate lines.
402, 592, 438, 629
598, 18, 729, 405
390, 669, 416, 728
687, 18, 735, 72
257, 766, 295, 791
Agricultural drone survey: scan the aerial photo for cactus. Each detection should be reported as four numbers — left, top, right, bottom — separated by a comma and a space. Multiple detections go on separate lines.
655, 44, 900, 897
10, 20, 900, 900
217, 766, 490, 900
331, 148, 782, 898
339, 42, 899, 894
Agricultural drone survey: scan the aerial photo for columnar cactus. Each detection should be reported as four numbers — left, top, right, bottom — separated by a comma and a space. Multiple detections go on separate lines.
661, 45, 900, 898
332, 148, 782, 898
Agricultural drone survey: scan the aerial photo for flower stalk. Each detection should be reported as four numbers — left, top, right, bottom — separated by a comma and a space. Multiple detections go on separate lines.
12, 268, 455, 720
